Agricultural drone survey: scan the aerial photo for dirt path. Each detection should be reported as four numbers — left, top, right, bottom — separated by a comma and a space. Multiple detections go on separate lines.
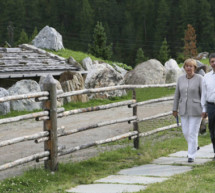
0, 101, 173, 180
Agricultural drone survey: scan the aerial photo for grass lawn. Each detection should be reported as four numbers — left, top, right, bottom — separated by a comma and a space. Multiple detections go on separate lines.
0, 126, 212, 193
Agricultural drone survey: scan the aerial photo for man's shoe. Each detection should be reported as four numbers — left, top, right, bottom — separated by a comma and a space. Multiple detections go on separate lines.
197, 146, 200, 150
188, 158, 194, 163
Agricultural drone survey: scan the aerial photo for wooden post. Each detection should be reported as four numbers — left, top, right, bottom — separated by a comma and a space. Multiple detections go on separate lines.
42, 74, 58, 171
132, 89, 139, 149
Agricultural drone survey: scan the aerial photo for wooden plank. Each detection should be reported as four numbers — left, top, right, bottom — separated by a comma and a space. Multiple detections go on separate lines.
0, 131, 49, 147
42, 74, 58, 171
59, 131, 138, 156
0, 91, 49, 103
57, 100, 136, 118
0, 111, 49, 125
0, 48, 33, 53
0, 151, 50, 171
57, 83, 176, 98
132, 89, 139, 149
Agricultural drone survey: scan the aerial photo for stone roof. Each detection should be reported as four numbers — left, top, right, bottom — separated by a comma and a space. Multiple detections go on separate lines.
0, 44, 85, 79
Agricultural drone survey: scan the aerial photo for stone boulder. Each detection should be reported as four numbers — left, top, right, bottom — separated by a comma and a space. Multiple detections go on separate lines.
67, 56, 83, 70
196, 60, 207, 76
165, 59, 183, 83
124, 59, 166, 85
32, 25, 64, 51
112, 63, 128, 77
196, 52, 209, 60
0, 88, 10, 115
59, 71, 88, 104
8, 80, 41, 111
82, 57, 126, 99
39, 76, 64, 107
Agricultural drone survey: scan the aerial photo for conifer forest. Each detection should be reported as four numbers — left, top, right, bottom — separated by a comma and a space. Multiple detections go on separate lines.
1, 0, 215, 66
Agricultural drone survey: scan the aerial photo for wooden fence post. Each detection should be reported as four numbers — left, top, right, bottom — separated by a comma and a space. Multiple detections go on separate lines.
132, 89, 139, 149
42, 74, 58, 171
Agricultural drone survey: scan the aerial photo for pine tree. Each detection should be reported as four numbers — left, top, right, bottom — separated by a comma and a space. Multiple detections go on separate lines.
29, 27, 38, 42
184, 24, 198, 59
135, 48, 147, 65
88, 21, 112, 60
16, 29, 28, 46
153, 0, 170, 56
158, 38, 170, 64
196, 0, 215, 52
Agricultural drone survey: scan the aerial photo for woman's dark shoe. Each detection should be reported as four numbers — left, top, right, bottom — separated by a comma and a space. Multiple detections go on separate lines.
197, 146, 200, 150
188, 158, 194, 163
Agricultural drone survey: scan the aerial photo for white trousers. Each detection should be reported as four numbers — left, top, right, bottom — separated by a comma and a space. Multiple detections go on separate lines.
180, 116, 202, 159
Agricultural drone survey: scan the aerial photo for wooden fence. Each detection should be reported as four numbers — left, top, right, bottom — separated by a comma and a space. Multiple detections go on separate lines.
0, 74, 177, 172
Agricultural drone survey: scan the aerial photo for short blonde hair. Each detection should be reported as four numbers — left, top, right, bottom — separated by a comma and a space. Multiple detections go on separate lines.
183, 58, 197, 69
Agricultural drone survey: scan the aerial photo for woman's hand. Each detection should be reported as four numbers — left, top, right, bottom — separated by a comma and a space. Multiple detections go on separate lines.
172, 111, 178, 118
202, 112, 207, 119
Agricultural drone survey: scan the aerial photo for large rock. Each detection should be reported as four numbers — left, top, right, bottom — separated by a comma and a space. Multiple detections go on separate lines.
32, 25, 64, 51
0, 88, 10, 115
112, 63, 128, 77
82, 57, 126, 98
39, 76, 64, 107
196, 60, 207, 76
124, 59, 166, 85
196, 52, 209, 60
8, 80, 41, 111
165, 59, 183, 83
59, 71, 88, 104
67, 56, 83, 71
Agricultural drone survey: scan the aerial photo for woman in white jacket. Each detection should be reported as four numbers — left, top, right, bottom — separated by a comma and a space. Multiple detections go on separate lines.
173, 58, 203, 163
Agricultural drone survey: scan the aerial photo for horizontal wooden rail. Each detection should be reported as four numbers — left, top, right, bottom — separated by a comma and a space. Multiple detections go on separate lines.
0, 111, 49, 125
57, 100, 136, 118
138, 111, 172, 123
35, 116, 137, 143
59, 131, 138, 156
0, 108, 64, 125
129, 96, 174, 108
132, 123, 181, 139
0, 151, 50, 171
57, 83, 176, 98
0, 91, 49, 103
0, 131, 49, 147
35, 90, 64, 101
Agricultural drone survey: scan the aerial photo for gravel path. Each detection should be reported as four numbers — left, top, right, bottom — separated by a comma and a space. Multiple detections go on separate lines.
0, 101, 173, 180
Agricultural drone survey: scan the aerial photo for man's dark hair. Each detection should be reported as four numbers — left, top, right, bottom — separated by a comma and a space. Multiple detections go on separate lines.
209, 53, 215, 61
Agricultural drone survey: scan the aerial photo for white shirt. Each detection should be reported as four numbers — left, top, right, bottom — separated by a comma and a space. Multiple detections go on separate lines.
201, 70, 215, 112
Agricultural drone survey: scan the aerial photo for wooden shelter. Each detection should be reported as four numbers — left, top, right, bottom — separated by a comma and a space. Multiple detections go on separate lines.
0, 44, 86, 88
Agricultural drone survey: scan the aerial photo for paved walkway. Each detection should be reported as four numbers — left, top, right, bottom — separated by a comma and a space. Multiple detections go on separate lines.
66, 144, 214, 193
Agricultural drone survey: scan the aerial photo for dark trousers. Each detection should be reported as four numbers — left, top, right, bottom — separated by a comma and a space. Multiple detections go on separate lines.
207, 103, 215, 153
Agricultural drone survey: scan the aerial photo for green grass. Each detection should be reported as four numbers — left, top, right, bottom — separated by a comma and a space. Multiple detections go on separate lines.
49, 48, 132, 70
0, 127, 211, 193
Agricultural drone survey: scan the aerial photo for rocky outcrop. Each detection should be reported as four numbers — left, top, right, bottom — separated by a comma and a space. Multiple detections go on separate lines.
82, 57, 126, 98
8, 80, 41, 111
0, 88, 10, 115
124, 59, 166, 85
39, 76, 64, 107
59, 71, 88, 103
165, 59, 183, 83
32, 25, 64, 51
